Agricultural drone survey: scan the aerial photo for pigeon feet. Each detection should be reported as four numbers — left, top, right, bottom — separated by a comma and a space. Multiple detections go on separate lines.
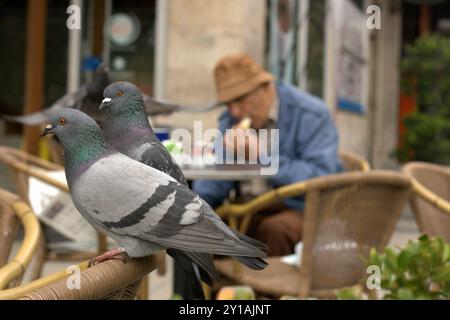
89, 247, 129, 267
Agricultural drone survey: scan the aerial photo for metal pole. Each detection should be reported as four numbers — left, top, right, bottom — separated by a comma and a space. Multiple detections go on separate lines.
154, 0, 169, 99
67, 0, 83, 94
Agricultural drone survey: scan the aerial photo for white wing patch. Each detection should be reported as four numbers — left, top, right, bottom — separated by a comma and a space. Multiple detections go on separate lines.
180, 196, 202, 225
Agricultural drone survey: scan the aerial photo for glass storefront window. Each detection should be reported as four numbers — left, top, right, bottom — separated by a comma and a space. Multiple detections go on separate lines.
108, 0, 156, 96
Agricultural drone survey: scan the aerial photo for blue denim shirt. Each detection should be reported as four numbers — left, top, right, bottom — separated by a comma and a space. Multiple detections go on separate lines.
193, 82, 342, 210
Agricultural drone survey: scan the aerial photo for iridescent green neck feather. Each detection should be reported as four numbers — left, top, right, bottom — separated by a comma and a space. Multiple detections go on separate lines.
62, 127, 111, 187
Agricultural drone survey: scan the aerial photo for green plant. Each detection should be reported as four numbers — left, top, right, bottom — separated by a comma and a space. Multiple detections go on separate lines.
396, 34, 450, 165
397, 113, 450, 164
337, 235, 450, 300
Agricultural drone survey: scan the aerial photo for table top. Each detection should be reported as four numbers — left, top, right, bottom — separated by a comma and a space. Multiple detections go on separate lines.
181, 164, 265, 181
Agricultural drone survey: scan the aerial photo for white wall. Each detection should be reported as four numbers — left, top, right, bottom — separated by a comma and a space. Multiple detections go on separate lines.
153, 0, 267, 132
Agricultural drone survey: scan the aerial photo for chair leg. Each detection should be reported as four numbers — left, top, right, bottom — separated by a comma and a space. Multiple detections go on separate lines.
29, 231, 48, 280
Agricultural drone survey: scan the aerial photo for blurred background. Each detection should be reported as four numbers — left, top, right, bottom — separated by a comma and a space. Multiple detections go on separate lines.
0, 0, 449, 171
0, 0, 449, 300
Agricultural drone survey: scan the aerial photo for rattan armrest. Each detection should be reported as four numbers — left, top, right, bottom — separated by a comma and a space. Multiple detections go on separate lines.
216, 150, 370, 234
410, 178, 450, 216
0, 199, 41, 290
0, 251, 165, 300
0, 146, 63, 171
402, 162, 450, 217
338, 150, 370, 172
217, 181, 308, 234
0, 146, 68, 192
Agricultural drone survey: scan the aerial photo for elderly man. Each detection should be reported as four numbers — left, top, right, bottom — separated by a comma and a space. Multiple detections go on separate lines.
193, 53, 342, 256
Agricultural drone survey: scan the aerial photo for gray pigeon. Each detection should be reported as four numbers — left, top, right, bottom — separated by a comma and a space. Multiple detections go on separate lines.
3, 63, 110, 125
100, 82, 187, 186
100, 81, 208, 297
99, 82, 266, 249
3, 65, 221, 126
42, 109, 268, 286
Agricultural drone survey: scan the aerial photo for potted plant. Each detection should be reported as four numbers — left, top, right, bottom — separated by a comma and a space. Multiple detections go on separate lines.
396, 35, 450, 165
337, 235, 450, 300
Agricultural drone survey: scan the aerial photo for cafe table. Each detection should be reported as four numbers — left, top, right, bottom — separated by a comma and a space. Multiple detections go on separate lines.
181, 164, 265, 181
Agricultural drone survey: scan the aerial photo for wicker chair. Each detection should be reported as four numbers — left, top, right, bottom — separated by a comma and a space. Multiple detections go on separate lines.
214, 171, 412, 298
0, 188, 41, 290
402, 162, 450, 242
217, 150, 370, 233
0, 252, 164, 300
207, 150, 370, 298
338, 150, 370, 172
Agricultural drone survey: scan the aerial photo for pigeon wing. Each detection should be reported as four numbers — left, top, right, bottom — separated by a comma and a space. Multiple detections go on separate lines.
51, 85, 87, 111
140, 142, 188, 186
2, 86, 87, 125
143, 95, 222, 116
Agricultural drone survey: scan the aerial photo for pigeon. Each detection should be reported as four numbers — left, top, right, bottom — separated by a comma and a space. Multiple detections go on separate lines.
100, 82, 268, 298
42, 108, 268, 288
99, 82, 266, 249
100, 82, 187, 186
100, 81, 204, 298
2, 65, 221, 126
3, 63, 110, 125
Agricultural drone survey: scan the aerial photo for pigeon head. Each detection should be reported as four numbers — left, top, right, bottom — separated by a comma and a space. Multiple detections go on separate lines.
42, 109, 110, 185
42, 109, 106, 150
100, 82, 144, 116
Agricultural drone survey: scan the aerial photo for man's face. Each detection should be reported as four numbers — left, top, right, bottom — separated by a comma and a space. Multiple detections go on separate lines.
226, 83, 274, 129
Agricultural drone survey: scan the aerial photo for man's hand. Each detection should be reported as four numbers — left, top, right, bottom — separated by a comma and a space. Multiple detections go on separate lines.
224, 119, 259, 161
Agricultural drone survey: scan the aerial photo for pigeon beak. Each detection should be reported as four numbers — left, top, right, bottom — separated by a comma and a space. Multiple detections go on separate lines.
100, 97, 112, 111
41, 123, 55, 137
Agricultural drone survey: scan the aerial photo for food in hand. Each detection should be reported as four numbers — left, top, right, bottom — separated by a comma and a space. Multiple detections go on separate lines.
238, 117, 251, 129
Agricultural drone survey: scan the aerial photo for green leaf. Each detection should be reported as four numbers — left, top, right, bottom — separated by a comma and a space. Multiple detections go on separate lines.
336, 287, 361, 300
444, 282, 450, 295
431, 265, 450, 283
385, 248, 399, 272
442, 244, 450, 262
397, 288, 414, 300
368, 247, 382, 266
398, 249, 414, 270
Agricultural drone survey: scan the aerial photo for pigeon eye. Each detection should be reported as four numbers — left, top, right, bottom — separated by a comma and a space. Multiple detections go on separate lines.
115, 91, 124, 97
59, 118, 66, 125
